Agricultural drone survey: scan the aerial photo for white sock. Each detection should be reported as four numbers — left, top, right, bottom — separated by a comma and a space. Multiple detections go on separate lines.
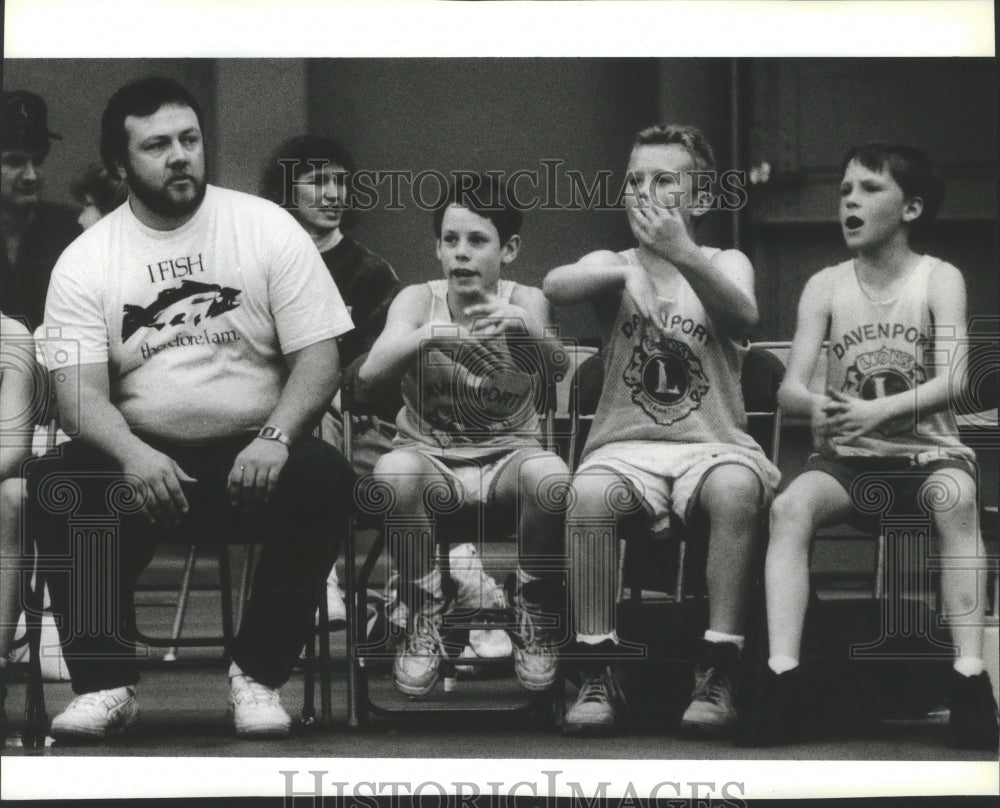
516, 567, 541, 584
228, 661, 244, 679
953, 657, 984, 677
577, 632, 618, 646
413, 567, 443, 598
704, 629, 745, 653
768, 655, 800, 675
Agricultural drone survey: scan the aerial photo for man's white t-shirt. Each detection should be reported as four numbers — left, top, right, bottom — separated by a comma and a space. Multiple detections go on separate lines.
41, 185, 353, 443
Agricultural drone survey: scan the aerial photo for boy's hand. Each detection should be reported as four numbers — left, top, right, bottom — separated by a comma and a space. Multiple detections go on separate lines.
465, 297, 529, 338
627, 193, 697, 264
810, 395, 838, 455
624, 263, 668, 334
822, 388, 890, 442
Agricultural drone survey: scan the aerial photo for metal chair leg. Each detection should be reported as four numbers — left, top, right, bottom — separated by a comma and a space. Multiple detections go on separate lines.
874, 533, 886, 600
217, 547, 235, 660
163, 546, 198, 662
235, 544, 256, 634
21, 573, 48, 748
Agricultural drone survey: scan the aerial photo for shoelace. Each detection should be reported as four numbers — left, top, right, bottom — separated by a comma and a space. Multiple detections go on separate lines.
232, 677, 279, 707
691, 668, 729, 706
577, 672, 611, 704
405, 612, 446, 656
514, 599, 542, 652
70, 689, 130, 712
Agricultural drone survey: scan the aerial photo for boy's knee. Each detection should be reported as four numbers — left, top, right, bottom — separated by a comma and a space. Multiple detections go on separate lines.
770, 489, 813, 532
372, 450, 440, 510
702, 465, 764, 518
923, 468, 977, 518
0, 477, 25, 509
518, 453, 571, 503
568, 471, 633, 521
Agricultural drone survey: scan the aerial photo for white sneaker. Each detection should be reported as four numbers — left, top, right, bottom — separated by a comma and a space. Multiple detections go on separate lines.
50, 686, 139, 740
229, 673, 292, 738
449, 543, 507, 611
325, 579, 347, 623
317, 567, 347, 625
470, 627, 513, 658
455, 629, 514, 676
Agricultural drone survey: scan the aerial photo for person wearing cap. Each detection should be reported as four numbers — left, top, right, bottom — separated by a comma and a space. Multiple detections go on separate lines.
1, 90, 81, 331
25, 76, 356, 742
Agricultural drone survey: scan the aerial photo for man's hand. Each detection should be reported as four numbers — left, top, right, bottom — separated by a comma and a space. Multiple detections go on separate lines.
627, 193, 698, 266
464, 296, 530, 338
227, 437, 289, 511
121, 445, 196, 526
823, 388, 890, 443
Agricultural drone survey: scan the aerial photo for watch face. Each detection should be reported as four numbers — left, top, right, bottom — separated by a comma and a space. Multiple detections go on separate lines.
259, 426, 288, 444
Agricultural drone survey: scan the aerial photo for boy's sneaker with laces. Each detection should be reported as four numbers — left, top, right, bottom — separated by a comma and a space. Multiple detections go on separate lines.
734, 665, 810, 747
564, 663, 627, 735
511, 580, 559, 692
50, 685, 139, 741
394, 596, 446, 697
229, 672, 292, 738
948, 670, 999, 751
680, 639, 740, 735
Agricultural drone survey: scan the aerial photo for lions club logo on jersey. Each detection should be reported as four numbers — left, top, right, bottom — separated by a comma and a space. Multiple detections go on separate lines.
843, 345, 926, 436
624, 328, 709, 425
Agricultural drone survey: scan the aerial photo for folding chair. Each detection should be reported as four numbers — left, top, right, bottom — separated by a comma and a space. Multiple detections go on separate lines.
19, 424, 334, 748
342, 366, 565, 728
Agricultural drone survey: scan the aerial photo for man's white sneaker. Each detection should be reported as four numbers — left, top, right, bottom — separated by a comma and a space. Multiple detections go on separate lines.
229, 673, 292, 738
50, 686, 139, 741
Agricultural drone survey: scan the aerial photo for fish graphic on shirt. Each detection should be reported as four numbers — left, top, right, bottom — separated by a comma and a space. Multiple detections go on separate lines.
122, 280, 241, 341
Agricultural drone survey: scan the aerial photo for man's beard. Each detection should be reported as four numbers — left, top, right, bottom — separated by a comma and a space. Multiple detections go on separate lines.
124, 162, 206, 219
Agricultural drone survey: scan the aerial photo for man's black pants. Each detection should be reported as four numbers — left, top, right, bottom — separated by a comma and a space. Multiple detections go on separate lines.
25, 433, 355, 694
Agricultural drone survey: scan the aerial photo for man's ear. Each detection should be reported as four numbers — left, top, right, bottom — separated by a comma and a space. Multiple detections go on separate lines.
500, 234, 521, 264
902, 196, 924, 224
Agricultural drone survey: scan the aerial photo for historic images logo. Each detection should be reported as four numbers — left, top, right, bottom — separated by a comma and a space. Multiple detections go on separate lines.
623, 328, 709, 425
843, 345, 926, 437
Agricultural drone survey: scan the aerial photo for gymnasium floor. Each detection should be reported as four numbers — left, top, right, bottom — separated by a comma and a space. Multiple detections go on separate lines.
2, 583, 996, 762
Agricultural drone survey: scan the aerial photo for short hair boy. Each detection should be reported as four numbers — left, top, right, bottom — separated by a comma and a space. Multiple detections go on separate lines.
358, 173, 570, 697
544, 124, 779, 735
741, 142, 998, 751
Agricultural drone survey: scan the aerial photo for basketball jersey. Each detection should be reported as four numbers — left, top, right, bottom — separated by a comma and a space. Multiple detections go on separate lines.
583, 247, 761, 458
824, 256, 974, 460
395, 279, 541, 454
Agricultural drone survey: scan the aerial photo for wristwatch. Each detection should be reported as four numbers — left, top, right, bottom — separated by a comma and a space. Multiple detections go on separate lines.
257, 426, 291, 446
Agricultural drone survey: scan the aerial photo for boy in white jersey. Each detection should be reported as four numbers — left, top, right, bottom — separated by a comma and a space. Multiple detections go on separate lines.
358, 174, 570, 697
740, 143, 998, 750
545, 125, 779, 735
